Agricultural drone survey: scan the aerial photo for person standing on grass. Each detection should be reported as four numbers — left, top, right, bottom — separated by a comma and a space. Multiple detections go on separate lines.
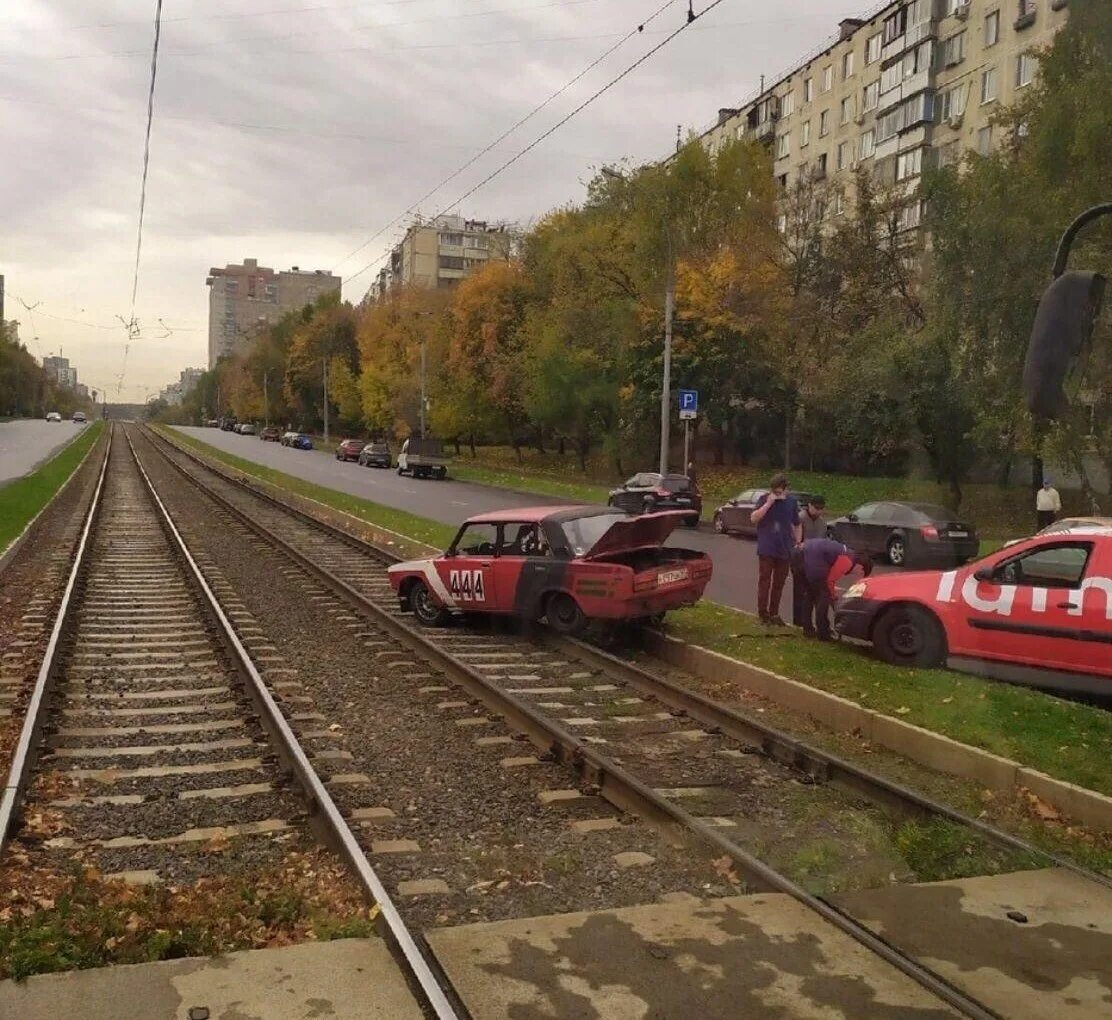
1036, 478, 1061, 530
792, 537, 872, 641
792, 495, 827, 627
750, 473, 800, 626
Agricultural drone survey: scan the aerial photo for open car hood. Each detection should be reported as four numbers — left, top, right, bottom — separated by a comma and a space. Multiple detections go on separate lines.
583, 511, 688, 559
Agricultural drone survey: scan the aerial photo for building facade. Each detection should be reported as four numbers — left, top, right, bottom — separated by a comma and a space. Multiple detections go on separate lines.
206, 259, 340, 367
42, 355, 78, 389
366, 215, 514, 303
160, 366, 204, 405
700, 0, 1068, 225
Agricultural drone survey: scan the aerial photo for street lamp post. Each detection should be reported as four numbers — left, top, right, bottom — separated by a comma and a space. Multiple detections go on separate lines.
420, 335, 427, 439
263, 369, 270, 429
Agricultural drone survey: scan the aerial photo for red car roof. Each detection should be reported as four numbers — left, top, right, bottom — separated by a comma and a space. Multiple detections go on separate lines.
464, 505, 598, 524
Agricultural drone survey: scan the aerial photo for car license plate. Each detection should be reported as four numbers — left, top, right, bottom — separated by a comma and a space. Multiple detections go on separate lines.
675, 497, 690, 503
658, 568, 688, 585
949, 530, 968, 537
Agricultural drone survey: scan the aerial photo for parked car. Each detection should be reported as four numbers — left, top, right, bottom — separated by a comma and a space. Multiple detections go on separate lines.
358, 441, 392, 468
1003, 516, 1112, 547
828, 501, 979, 568
72, 411, 87, 423
397, 436, 450, 479
292, 433, 313, 450
388, 506, 713, 635
607, 473, 701, 527
713, 489, 819, 537
45, 411, 62, 422
835, 522, 1112, 695
259, 425, 281, 442
220, 418, 238, 431
205, 418, 220, 427
280, 431, 299, 446
335, 438, 364, 462
238, 423, 257, 435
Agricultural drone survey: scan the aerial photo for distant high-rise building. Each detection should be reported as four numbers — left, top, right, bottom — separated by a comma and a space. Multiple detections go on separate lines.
42, 355, 78, 388
365, 214, 515, 303
206, 259, 341, 367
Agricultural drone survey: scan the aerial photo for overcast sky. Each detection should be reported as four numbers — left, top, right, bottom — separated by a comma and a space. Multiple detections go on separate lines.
1, 0, 852, 401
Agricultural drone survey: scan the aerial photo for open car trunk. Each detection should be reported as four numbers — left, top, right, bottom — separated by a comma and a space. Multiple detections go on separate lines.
582, 511, 688, 560
590, 547, 705, 571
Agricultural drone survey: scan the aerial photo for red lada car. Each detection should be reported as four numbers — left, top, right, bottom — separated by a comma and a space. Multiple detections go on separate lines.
388, 506, 713, 635
835, 524, 1112, 696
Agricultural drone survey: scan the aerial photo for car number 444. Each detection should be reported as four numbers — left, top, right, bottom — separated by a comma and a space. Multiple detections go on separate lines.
658, 568, 689, 585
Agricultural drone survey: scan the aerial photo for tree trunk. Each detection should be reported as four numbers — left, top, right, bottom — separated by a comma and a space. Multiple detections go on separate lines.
784, 408, 793, 471
713, 425, 726, 466
535, 428, 546, 455
949, 475, 963, 510
468, 432, 476, 457
558, 435, 566, 456
576, 436, 589, 473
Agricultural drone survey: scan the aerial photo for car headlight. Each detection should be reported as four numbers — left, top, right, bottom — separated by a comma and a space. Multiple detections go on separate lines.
843, 581, 868, 600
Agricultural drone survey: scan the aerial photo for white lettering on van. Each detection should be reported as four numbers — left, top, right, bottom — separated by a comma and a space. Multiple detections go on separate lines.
1030, 587, 1048, 614
937, 571, 957, 602
1067, 577, 1112, 621
961, 574, 1016, 616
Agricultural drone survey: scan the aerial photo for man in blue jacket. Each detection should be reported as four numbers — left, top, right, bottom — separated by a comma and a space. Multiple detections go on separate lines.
750, 473, 801, 625
792, 537, 872, 640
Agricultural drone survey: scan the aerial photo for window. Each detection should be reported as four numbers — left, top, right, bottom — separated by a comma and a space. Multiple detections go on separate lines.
801, 120, 811, 146
994, 543, 1091, 588
981, 65, 998, 103
938, 140, 961, 167
803, 77, 813, 102
1016, 52, 1035, 87
876, 92, 933, 142
866, 33, 882, 64
985, 9, 1000, 45
898, 201, 923, 230
940, 31, 966, 66
863, 80, 880, 111
777, 213, 788, 234
822, 66, 833, 92
453, 523, 499, 556
842, 51, 855, 79
776, 132, 790, 158
819, 109, 830, 136
837, 140, 854, 169
942, 0, 962, 14
439, 255, 466, 269
883, 7, 907, 44
977, 124, 993, 153
501, 523, 550, 558
833, 191, 846, 216
896, 147, 923, 180
438, 232, 464, 246
860, 129, 876, 158
1018, 0, 1036, 15
816, 152, 828, 176
781, 91, 794, 116
840, 96, 854, 124
777, 172, 788, 189
939, 83, 967, 121
466, 235, 490, 249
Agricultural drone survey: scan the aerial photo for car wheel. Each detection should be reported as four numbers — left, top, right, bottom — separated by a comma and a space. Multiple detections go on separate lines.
873, 605, 945, 668
396, 466, 404, 475
684, 514, 699, 528
545, 592, 586, 636
713, 513, 726, 534
409, 581, 450, 627
886, 534, 908, 567
434, 467, 447, 480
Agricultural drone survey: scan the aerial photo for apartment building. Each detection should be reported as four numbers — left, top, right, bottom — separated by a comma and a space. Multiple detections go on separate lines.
366, 214, 514, 303
160, 366, 204, 405
42, 355, 78, 389
206, 259, 340, 367
700, 0, 1068, 226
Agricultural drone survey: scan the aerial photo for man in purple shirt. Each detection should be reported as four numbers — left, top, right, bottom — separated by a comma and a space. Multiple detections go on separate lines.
750, 473, 801, 625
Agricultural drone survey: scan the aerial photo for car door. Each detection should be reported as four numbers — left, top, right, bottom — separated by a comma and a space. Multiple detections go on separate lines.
949, 539, 1103, 674
494, 522, 558, 617
435, 522, 500, 611
613, 475, 645, 514
740, 490, 766, 534
837, 503, 877, 551
722, 491, 751, 533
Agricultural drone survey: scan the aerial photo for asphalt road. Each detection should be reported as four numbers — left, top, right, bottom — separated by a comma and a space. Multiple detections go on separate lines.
175, 427, 803, 615
0, 419, 86, 486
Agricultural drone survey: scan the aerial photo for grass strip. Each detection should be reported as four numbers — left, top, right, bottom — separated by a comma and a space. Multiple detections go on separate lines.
0, 422, 104, 554
162, 428, 1112, 798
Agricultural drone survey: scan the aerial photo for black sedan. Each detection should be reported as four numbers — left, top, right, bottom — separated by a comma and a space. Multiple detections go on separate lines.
358, 441, 392, 468
713, 489, 818, 537
607, 473, 701, 526
829, 501, 979, 568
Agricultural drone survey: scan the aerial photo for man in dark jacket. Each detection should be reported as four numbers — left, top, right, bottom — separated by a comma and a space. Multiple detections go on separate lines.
792, 537, 871, 640
750, 473, 800, 625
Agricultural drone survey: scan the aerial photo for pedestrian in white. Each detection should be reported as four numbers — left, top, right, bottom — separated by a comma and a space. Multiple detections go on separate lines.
1036, 478, 1061, 531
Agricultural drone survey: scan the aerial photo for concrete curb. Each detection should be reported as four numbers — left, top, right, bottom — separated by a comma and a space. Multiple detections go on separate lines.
643, 630, 1112, 831
0, 424, 106, 579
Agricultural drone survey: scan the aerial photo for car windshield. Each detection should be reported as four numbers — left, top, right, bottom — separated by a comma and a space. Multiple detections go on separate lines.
561, 513, 627, 556
660, 476, 691, 493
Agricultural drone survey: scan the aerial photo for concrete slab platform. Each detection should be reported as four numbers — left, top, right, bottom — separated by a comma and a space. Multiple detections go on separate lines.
0, 938, 424, 1020
426, 893, 961, 1019
834, 867, 1112, 1020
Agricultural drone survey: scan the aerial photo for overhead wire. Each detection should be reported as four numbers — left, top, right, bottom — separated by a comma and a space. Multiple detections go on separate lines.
332, 0, 681, 273
343, 0, 730, 285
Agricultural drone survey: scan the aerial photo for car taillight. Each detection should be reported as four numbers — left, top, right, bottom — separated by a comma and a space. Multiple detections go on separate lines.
633, 575, 657, 592
921, 525, 939, 540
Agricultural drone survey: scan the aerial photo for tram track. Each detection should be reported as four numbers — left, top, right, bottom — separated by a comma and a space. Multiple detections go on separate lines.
141, 424, 1112, 1020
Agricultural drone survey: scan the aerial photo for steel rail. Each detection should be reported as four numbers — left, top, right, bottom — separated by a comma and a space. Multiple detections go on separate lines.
139, 427, 1010, 1020
0, 424, 113, 858
124, 429, 463, 1020
144, 424, 1108, 888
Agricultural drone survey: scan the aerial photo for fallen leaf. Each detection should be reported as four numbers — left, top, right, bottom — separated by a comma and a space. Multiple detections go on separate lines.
895, 706, 911, 715
941, 697, 953, 704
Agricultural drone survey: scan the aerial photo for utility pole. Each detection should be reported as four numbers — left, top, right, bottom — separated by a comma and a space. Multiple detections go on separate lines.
419, 335, 427, 439
659, 234, 674, 475
322, 358, 329, 445
263, 370, 270, 429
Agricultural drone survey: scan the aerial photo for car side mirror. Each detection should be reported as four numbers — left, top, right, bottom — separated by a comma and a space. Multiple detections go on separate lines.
973, 567, 995, 583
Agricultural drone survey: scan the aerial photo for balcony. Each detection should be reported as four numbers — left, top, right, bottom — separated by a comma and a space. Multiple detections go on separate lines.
752, 118, 777, 142
1015, 9, 1036, 30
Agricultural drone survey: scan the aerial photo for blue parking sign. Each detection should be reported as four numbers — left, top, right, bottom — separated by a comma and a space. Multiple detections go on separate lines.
678, 389, 698, 417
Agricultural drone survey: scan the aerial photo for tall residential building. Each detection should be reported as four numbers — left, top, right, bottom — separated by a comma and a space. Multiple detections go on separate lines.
366, 215, 514, 303
698, 0, 1068, 226
42, 355, 78, 388
160, 367, 205, 405
206, 259, 341, 367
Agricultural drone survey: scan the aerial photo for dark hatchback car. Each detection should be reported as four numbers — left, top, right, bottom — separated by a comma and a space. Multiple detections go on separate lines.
259, 425, 281, 442
713, 489, 818, 537
607, 473, 701, 527
828, 501, 979, 568
335, 438, 364, 462
358, 441, 392, 468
